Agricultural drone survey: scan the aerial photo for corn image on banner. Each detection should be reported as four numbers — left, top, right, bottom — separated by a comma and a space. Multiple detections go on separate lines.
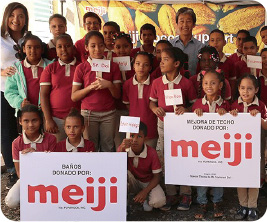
76, 1, 265, 54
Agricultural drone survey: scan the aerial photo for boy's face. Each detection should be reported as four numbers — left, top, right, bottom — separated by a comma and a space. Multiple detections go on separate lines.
242, 41, 258, 57
140, 29, 156, 46
64, 117, 85, 141
209, 32, 226, 54
130, 131, 145, 154
156, 43, 170, 62
56, 38, 75, 63
260, 30, 267, 46
49, 18, 67, 38
83, 17, 101, 33
261, 51, 267, 70
133, 54, 151, 78
236, 32, 248, 53
103, 25, 117, 47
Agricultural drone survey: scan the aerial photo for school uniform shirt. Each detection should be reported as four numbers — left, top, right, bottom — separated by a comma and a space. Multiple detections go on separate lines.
128, 144, 162, 183
257, 70, 267, 106
12, 132, 56, 162
231, 96, 267, 119
192, 96, 230, 113
73, 58, 122, 112
40, 58, 81, 119
104, 48, 117, 60
46, 40, 57, 61
218, 54, 236, 81
189, 72, 232, 101
235, 56, 259, 79
150, 74, 197, 121
123, 75, 157, 139
228, 50, 243, 64
75, 36, 87, 62
56, 137, 95, 152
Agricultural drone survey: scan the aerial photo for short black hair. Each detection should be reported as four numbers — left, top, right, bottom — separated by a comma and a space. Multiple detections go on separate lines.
260, 26, 267, 33
176, 7, 196, 25
139, 121, 147, 137
104, 21, 120, 32
49, 14, 67, 25
140, 23, 156, 36
55, 33, 73, 45
243, 36, 257, 47
156, 40, 173, 48
83, 12, 101, 26
210, 29, 225, 39
237, 29, 250, 37
84, 31, 104, 46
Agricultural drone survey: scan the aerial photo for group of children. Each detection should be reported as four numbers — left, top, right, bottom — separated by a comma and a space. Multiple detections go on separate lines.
3, 9, 267, 221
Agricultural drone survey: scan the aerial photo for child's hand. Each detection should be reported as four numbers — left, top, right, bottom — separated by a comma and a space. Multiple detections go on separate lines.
230, 109, 238, 116
21, 147, 35, 154
217, 108, 227, 116
45, 119, 59, 134
194, 108, 203, 117
21, 98, 30, 108
86, 83, 98, 91
93, 77, 112, 90
133, 189, 149, 203
249, 109, 260, 117
120, 138, 132, 152
175, 106, 186, 115
1, 66, 16, 76
152, 107, 165, 117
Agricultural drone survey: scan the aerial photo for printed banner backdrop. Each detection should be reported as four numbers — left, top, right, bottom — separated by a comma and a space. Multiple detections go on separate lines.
75, 1, 265, 54
164, 113, 261, 188
20, 152, 127, 221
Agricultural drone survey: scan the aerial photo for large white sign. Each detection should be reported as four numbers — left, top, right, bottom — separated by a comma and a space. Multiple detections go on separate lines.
20, 152, 127, 221
164, 113, 261, 188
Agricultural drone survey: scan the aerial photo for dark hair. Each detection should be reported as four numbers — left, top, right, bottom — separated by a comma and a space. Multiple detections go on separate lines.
104, 21, 120, 32
210, 29, 225, 39
17, 104, 44, 134
84, 31, 104, 46
237, 29, 250, 37
55, 33, 73, 45
113, 32, 133, 46
163, 47, 189, 72
1, 2, 29, 38
260, 26, 267, 33
65, 108, 84, 126
198, 70, 226, 100
140, 23, 156, 36
176, 7, 196, 25
156, 40, 173, 48
235, 74, 259, 100
243, 36, 257, 47
261, 48, 267, 55
133, 51, 153, 67
49, 13, 67, 25
198, 45, 220, 63
83, 12, 101, 26
139, 121, 147, 137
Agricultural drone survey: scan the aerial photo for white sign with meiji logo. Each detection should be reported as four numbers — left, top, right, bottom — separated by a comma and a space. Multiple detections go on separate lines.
119, 116, 140, 133
247, 55, 262, 69
91, 59, 111, 72
113, 56, 131, 71
20, 152, 127, 221
164, 113, 261, 188
164, 89, 183, 106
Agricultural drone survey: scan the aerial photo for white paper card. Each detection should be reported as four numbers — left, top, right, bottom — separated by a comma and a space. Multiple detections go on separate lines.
91, 59, 111, 72
247, 55, 262, 69
113, 56, 131, 71
164, 89, 183, 106
119, 116, 140, 133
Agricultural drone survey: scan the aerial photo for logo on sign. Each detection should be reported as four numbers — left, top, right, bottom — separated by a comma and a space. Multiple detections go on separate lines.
171, 133, 252, 166
28, 176, 118, 211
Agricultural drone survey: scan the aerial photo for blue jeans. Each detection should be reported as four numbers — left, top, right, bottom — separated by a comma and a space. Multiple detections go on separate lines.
197, 186, 223, 204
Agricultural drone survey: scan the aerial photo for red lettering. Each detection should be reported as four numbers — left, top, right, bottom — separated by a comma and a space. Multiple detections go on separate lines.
62, 185, 83, 204
28, 185, 58, 203
201, 141, 220, 159
171, 140, 198, 157
91, 177, 106, 211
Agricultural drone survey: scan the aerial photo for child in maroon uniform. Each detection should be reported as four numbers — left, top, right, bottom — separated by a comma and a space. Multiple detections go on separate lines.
56, 108, 94, 152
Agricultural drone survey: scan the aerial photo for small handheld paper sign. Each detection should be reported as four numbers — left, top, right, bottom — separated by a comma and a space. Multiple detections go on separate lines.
91, 59, 111, 72
247, 55, 262, 69
119, 116, 140, 135
113, 56, 131, 71
164, 89, 183, 106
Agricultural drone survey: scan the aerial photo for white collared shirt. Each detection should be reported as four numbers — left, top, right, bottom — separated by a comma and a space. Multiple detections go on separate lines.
66, 137, 85, 152
202, 95, 223, 113
24, 58, 44, 79
132, 75, 150, 99
162, 74, 182, 89
47, 39, 55, 49
104, 48, 114, 60
238, 96, 259, 113
128, 144, 148, 168
58, 58, 77, 76
22, 131, 44, 149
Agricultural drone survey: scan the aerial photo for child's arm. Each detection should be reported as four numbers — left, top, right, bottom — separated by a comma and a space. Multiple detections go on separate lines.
117, 138, 132, 152
261, 118, 267, 129
71, 84, 97, 102
149, 101, 165, 117
133, 173, 160, 203
40, 85, 58, 134
14, 162, 20, 178
93, 78, 121, 99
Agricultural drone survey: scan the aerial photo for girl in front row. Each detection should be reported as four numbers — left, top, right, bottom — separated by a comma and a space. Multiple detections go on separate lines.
192, 70, 230, 219
5, 105, 56, 208
230, 74, 266, 221
72, 31, 122, 152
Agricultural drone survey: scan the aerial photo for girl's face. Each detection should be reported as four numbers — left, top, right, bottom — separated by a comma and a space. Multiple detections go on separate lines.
23, 39, 43, 64
49, 18, 67, 38
114, 38, 132, 57
56, 38, 74, 63
202, 72, 222, 97
261, 51, 267, 70
199, 52, 217, 71
85, 35, 105, 59
238, 78, 258, 104
64, 117, 85, 141
133, 54, 151, 78
19, 112, 41, 136
156, 43, 170, 62
8, 8, 26, 33
160, 51, 180, 74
